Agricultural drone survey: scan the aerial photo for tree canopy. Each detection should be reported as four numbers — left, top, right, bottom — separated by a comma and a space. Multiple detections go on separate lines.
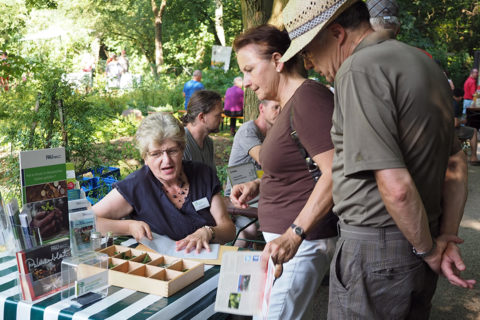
1, 0, 478, 88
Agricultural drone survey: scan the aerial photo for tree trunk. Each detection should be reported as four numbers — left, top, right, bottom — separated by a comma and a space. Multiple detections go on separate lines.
58, 99, 69, 160
151, 0, 167, 75
45, 92, 57, 149
268, 0, 289, 28
240, 0, 274, 121
215, 0, 226, 46
28, 93, 41, 150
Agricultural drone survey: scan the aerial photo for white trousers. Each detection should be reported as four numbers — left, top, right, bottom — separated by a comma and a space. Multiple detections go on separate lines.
257, 232, 337, 320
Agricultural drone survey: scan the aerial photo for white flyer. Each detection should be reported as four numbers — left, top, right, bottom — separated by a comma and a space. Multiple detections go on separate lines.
140, 232, 220, 260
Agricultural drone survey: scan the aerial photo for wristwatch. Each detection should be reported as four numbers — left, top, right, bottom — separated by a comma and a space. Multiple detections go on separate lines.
412, 240, 436, 258
290, 224, 306, 240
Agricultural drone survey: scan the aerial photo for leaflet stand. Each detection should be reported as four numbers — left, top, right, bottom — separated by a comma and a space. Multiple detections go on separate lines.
61, 252, 109, 307
17, 272, 66, 302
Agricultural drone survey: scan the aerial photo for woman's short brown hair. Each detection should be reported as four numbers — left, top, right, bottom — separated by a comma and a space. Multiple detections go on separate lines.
233, 24, 300, 74
181, 90, 222, 125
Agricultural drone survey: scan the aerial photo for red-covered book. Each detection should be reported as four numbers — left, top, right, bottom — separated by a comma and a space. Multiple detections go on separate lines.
16, 239, 71, 301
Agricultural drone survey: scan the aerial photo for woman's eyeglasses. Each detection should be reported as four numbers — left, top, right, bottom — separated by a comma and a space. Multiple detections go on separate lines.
147, 148, 181, 158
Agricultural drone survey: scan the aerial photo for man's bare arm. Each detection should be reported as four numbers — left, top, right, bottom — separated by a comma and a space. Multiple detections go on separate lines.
248, 145, 261, 165
440, 150, 468, 235
375, 168, 433, 253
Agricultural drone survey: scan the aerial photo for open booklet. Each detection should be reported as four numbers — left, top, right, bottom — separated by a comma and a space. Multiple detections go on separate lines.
139, 232, 220, 260
215, 251, 275, 318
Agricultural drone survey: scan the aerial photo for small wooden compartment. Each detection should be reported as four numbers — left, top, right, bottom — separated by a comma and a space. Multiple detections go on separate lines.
108, 257, 127, 270
98, 245, 130, 257
103, 245, 204, 297
148, 255, 180, 268
137, 252, 163, 264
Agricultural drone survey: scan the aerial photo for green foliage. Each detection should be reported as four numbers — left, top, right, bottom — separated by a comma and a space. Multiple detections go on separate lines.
201, 67, 242, 96
397, 0, 480, 87
0, 0, 28, 49
25, 0, 58, 9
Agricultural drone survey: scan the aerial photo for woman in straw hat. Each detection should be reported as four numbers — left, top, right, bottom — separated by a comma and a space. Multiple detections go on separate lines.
230, 24, 338, 319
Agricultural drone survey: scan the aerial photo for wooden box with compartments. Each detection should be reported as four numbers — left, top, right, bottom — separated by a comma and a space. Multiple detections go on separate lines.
97, 245, 204, 297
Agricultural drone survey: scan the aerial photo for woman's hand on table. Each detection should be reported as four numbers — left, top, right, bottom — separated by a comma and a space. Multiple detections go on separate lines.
176, 227, 212, 253
128, 221, 153, 242
230, 179, 260, 209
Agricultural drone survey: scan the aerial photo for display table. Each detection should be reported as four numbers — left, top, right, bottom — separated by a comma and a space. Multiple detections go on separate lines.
0, 251, 227, 320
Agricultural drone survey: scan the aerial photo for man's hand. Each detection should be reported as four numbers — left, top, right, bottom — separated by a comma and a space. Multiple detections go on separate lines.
261, 229, 303, 278
423, 234, 462, 274
230, 179, 260, 209
440, 241, 476, 289
423, 234, 476, 289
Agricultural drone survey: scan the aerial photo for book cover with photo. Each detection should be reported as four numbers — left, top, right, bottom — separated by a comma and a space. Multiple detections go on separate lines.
16, 239, 71, 301
19, 148, 69, 244
23, 197, 69, 243
214, 251, 275, 318
20, 147, 67, 205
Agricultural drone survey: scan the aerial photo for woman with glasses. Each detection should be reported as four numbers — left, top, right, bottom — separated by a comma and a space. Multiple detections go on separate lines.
93, 112, 235, 253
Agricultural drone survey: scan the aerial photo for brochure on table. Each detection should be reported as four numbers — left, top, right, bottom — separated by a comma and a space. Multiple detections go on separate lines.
140, 232, 220, 260
68, 199, 94, 256
214, 251, 275, 318
19, 147, 69, 244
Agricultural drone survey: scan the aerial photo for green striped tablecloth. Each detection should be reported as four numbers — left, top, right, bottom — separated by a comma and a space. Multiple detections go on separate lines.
0, 251, 227, 320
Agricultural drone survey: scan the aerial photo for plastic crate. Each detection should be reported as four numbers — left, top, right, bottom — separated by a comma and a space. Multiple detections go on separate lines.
78, 166, 120, 180
79, 176, 100, 189
96, 166, 121, 180
78, 166, 120, 205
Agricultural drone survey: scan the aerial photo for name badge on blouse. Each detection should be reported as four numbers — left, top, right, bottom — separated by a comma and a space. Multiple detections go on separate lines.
192, 197, 210, 211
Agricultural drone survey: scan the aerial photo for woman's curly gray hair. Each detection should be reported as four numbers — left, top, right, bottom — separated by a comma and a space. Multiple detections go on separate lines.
135, 112, 185, 159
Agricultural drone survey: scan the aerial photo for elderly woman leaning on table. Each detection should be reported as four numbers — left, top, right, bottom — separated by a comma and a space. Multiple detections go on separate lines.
230, 25, 338, 319
93, 112, 235, 253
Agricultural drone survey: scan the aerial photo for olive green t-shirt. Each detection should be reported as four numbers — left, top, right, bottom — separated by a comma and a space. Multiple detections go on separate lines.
331, 31, 461, 232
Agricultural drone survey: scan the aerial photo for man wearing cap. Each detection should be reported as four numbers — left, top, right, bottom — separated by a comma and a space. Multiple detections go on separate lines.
280, 0, 474, 318
367, 0, 433, 58
367, 0, 400, 37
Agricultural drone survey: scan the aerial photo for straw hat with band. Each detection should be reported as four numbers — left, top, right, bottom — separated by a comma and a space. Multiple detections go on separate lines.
281, 0, 360, 63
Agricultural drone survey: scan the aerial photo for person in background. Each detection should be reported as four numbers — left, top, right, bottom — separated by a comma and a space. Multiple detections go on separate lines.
226, 99, 281, 247
367, 0, 433, 59
105, 54, 122, 89
93, 112, 235, 252
228, 100, 280, 170
445, 69, 455, 91
453, 88, 479, 165
463, 68, 479, 114
230, 25, 338, 319
223, 77, 244, 135
280, 0, 474, 318
183, 70, 205, 110
118, 50, 129, 74
182, 90, 223, 171
367, 0, 400, 37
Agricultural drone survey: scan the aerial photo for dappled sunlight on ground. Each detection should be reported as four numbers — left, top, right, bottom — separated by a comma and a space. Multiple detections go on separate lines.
460, 219, 480, 231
